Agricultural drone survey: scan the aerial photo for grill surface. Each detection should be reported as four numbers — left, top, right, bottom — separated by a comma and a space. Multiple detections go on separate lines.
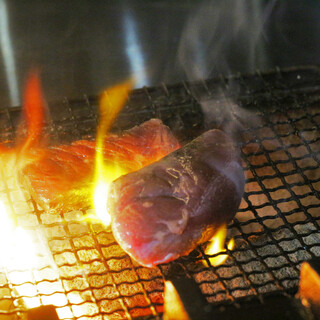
0, 66, 319, 319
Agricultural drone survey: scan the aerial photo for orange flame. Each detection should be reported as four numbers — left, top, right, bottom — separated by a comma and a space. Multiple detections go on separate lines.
0, 72, 45, 155
98, 80, 134, 136
18, 70, 46, 154
203, 225, 234, 267
0, 74, 40, 270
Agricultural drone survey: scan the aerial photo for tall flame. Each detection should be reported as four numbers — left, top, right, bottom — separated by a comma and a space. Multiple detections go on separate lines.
0, 71, 45, 156
18, 70, 45, 155
93, 80, 133, 225
203, 225, 234, 267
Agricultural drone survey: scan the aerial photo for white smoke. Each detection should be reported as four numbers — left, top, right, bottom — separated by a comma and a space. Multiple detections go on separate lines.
177, 0, 278, 138
178, 0, 277, 80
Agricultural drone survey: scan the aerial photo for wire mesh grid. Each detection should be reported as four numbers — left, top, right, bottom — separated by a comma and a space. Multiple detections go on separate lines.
0, 66, 319, 319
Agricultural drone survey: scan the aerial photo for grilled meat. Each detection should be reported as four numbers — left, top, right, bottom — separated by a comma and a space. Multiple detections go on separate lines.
20, 119, 180, 212
109, 129, 245, 267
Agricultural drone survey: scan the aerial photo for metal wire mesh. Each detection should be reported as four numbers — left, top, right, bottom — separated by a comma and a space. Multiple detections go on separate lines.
0, 66, 319, 319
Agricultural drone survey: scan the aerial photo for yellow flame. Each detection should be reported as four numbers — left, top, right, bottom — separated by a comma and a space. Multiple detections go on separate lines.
93, 162, 126, 225
164, 280, 190, 320
203, 225, 234, 267
93, 80, 133, 225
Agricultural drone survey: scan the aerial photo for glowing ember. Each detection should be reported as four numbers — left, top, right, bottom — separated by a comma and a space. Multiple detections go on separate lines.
0, 200, 36, 270
93, 80, 133, 225
203, 225, 234, 267
0, 172, 71, 317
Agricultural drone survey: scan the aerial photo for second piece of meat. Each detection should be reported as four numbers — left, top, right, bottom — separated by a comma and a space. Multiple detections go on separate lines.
20, 119, 180, 212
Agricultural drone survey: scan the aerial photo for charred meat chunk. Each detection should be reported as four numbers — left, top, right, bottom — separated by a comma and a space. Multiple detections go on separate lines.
109, 129, 245, 267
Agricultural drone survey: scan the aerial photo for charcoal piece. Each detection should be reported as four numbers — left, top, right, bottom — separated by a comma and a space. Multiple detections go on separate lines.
27, 305, 59, 320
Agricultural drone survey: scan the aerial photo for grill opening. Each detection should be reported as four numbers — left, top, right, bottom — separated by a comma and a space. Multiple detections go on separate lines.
0, 65, 319, 319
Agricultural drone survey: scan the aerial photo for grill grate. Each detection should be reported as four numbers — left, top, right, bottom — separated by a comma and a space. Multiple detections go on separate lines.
0, 66, 319, 319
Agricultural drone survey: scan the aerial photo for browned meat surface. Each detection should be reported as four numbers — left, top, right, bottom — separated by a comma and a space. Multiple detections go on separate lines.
20, 119, 180, 212
109, 129, 245, 267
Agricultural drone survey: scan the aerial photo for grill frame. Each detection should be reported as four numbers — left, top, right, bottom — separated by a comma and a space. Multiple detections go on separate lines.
0, 65, 319, 319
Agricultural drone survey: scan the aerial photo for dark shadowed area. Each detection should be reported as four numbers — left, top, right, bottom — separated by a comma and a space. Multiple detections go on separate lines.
0, 0, 320, 107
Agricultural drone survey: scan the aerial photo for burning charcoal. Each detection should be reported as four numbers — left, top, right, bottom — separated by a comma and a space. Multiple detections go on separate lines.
19, 119, 180, 213
299, 259, 320, 318
27, 305, 59, 320
110, 129, 245, 267
164, 277, 310, 320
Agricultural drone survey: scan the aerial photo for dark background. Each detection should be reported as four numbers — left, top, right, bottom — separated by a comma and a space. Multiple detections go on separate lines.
0, 0, 319, 107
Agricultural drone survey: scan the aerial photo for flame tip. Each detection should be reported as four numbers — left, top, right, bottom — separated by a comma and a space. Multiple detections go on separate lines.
94, 80, 133, 225
203, 224, 233, 267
